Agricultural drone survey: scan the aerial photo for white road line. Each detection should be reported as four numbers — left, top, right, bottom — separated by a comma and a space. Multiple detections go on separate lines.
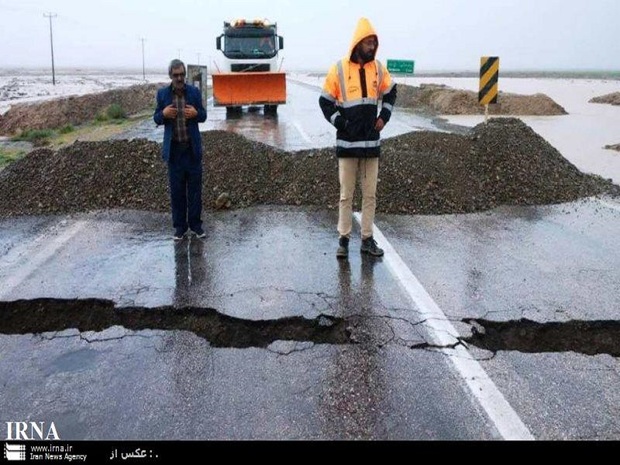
0, 220, 88, 300
293, 121, 313, 145
354, 212, 534, 440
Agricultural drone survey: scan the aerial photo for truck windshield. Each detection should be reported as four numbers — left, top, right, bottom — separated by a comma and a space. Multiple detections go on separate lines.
223, 35, 277, 59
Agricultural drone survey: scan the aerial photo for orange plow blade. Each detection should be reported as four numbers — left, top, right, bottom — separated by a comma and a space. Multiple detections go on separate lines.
213, 72, 286, 106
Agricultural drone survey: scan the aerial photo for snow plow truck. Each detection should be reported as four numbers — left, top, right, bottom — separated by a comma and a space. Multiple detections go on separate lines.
213, 19, 286, 115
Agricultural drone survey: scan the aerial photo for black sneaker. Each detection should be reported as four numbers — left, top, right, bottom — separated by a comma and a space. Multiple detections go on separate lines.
336, 236, 349, 259
191, 228, 206, 239
360, 236, 384, 257
173, 229, 187, 241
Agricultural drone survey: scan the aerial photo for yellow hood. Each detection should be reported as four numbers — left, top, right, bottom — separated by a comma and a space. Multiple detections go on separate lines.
348, 17, 379, 60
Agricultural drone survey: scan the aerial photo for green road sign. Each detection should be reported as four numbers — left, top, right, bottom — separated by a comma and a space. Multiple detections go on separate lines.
387, 59, 414, 74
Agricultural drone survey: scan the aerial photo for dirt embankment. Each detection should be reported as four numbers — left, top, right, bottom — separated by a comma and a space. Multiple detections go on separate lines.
397, 83, 568, 116
590, 92, 620, 106
0, 118, 616, 218
0, 83, 164, 135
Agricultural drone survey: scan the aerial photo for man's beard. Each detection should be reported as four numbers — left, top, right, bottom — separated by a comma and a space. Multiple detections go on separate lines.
358, 49, 375, 63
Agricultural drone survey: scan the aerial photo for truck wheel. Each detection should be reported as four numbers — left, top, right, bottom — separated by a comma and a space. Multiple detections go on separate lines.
226, 106, 242, 118
264, 105, 278, 115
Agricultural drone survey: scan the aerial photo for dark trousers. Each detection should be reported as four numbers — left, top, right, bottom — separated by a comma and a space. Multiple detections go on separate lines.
167, 141, 203, 232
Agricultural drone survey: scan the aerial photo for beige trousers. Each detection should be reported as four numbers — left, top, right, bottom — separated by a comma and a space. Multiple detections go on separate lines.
338, 157, 379, 239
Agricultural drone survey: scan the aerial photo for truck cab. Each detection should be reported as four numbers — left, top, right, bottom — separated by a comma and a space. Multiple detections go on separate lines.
214, 19, 286, 115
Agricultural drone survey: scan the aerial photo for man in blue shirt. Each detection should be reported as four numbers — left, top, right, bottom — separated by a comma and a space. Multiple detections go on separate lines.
154, 59, 207, 240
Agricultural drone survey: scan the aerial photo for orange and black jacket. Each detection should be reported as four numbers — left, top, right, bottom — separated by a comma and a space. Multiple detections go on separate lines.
319, 18, 397, 158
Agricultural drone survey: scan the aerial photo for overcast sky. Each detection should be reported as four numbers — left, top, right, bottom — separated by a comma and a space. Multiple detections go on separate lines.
1, 0, 618, 72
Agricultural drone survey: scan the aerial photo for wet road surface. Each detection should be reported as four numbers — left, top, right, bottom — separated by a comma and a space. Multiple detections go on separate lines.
0, 209, 496, 440
1, 199, 620, 440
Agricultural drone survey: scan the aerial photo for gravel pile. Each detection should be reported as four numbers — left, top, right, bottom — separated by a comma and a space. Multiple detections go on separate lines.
0, 118, 617, 218
590, 92, 620, 106
0, 83, 163, 135
397, 83, 568, 116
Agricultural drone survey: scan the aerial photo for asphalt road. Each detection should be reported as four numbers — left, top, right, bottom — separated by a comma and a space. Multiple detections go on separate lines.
1, 79, 619, 441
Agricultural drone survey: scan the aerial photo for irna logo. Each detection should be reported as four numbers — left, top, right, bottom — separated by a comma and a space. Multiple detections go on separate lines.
6, 422, 60, 440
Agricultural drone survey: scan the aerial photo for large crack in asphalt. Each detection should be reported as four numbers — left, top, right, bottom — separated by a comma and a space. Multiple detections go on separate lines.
2, 299, 619, 357
0, 298, 350, 349
462, 318, 620, 357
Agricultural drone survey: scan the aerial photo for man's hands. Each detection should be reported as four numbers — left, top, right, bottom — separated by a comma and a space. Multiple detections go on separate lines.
184, 105, 198, 119
163, 104, 198, 119
374, 117, 385, 132
162, 104, 177, 119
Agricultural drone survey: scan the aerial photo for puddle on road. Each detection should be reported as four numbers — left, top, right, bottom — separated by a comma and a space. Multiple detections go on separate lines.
462, 318, 620, 357
0, 298, 350, 348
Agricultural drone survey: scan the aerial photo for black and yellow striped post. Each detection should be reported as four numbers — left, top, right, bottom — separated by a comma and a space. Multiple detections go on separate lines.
479, 56, 499, 123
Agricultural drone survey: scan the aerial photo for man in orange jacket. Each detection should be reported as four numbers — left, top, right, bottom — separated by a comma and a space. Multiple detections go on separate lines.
319, 18, 397, 259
